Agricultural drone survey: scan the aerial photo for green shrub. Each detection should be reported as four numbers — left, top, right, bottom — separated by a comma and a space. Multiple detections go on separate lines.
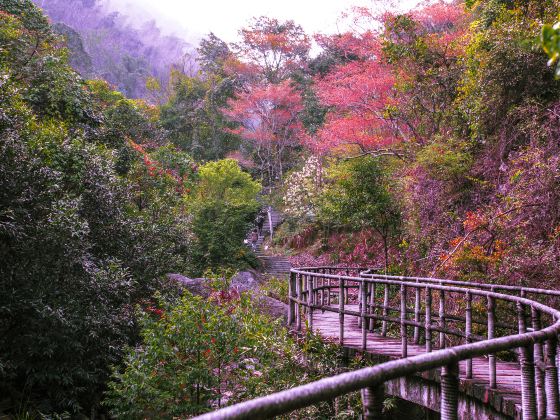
416, 142, 472, 182
189, 159, 261, 274
104, 290, 356, 419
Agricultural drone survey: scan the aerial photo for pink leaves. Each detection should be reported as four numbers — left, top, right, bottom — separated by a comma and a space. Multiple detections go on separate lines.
312, 35, 397, 153
224, 80, 304, 147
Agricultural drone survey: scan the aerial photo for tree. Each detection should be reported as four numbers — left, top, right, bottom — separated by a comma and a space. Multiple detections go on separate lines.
189, 159, 261, 274
224, 80, 304, 184
311, 29, 399, 156
0, 3, 193, 415
308, 2, 466, 156
381, 2, 467, 143
160, 70, 240, 161
197, 32, 232, 76
234, 16, 310, 83
317, 157, 400, 271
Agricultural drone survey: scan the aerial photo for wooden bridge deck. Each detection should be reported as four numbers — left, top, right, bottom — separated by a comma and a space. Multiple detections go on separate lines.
311, 305, 523, 417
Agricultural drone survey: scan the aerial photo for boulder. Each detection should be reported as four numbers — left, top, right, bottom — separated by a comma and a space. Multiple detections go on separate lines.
253, 294, 288, 322
166, 273, 211, 298
230, 270, 261, 292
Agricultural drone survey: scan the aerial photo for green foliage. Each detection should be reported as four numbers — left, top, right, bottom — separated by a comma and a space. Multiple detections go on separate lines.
317, 157, 401, 269
459, 2, 560, 139
0, 0, 97, 125
195, 159, 261, 205
88, 79, 165, 149
261, 276, 290, 303
318, 158, 400, 234
189, 159, 261, 274
160, 71, 240, 161
105, 291, 348, 419
542, 20, 560, 77
1, 129, 134, 414
105, 293, 248, 418
0, 3, 193, 416
416, 142, 473, 182
190, 200, 258, 273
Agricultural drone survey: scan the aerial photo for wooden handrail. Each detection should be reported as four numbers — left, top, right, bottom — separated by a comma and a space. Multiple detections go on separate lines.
194, 267, 560, 420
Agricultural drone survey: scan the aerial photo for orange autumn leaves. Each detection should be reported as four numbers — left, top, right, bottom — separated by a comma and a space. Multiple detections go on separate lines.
437, 210, 507, 277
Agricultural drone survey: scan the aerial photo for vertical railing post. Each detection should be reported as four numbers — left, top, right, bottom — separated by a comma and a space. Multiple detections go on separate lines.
518, 302, 537, 420
327, 276, 332, 306
439, 290, 446, 349
382, 283, 389, 337
345, 269, 350, 305
441, 361, 460, 420
288, 271, 295, 326
307, 274, 314, 330
296, 273, 302, 331
414, 280, 421, 344
531, 308, 546, 418
315, 274, 320, 311
465, 291, 473, 379
557, 336, 560, 400
361, 383, 384, 420
315, 269, 325, 312
488, 296, 497, 389
369, 282, 376, 332
545, 336, 560, 419
358, 281, 363, 329
322, 273, 328, 309
339, 277, 345, 345
425, 286, 433, 353
362, 280, 368, 351
401, 284, 408, 358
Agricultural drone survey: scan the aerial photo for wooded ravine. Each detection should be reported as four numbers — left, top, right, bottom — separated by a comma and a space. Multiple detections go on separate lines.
2, 0, 560, 418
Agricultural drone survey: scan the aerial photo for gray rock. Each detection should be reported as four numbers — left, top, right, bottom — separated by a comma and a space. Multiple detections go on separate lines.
166, 271, 288, 322
253, 294, 288, 322
166, 273, 211, 298
230, 270, 261, 292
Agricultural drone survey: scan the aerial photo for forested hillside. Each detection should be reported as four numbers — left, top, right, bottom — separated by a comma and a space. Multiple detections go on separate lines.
2, 0, 560, 418
32, 0, 192, 99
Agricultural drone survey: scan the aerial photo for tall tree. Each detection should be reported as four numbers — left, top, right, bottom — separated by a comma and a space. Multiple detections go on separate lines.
224, 80, 304, 184
234, 16, 311, 83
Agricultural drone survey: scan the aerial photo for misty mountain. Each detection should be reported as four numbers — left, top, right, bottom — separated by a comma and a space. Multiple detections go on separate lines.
34, 0, 195, 99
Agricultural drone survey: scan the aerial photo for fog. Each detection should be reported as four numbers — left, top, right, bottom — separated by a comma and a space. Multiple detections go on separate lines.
33, 0, 421, 98
34, 0, 197, 98
105, 0, 423, 44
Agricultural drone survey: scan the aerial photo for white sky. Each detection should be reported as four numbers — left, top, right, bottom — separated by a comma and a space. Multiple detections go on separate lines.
108, 0, 422, 45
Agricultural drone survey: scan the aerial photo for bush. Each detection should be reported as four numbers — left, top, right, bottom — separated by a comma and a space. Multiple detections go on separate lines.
105, 290, 350, 419
0, 131, 139, 414
0, 3, 192, 415
189, 159, 261, 274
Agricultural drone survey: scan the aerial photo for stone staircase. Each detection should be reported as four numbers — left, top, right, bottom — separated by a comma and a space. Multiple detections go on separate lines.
249, 208, 291, 277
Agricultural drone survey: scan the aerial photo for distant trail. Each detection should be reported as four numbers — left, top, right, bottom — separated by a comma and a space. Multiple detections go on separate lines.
249, 207, 291, 277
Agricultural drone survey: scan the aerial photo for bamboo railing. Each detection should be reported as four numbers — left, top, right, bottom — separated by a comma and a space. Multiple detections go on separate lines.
194, 267, 560, 420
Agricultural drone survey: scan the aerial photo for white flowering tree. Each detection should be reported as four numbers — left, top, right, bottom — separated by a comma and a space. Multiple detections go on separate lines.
282, 156, 323, 219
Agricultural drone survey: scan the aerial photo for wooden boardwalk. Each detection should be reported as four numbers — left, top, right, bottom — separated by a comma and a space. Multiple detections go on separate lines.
312, 305, 523, 417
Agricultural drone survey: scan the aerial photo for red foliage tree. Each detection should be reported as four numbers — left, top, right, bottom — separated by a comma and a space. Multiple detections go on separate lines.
234, 16, 311, 83
310, 29, 400, 155
308, 1, 466, 156
224, 80, 304, 183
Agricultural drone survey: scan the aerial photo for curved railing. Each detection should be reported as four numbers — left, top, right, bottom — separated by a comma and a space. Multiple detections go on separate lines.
194, 267, 560, 420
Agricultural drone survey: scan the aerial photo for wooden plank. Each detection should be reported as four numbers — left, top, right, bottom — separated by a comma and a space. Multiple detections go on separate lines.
311, 306, 523, 413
